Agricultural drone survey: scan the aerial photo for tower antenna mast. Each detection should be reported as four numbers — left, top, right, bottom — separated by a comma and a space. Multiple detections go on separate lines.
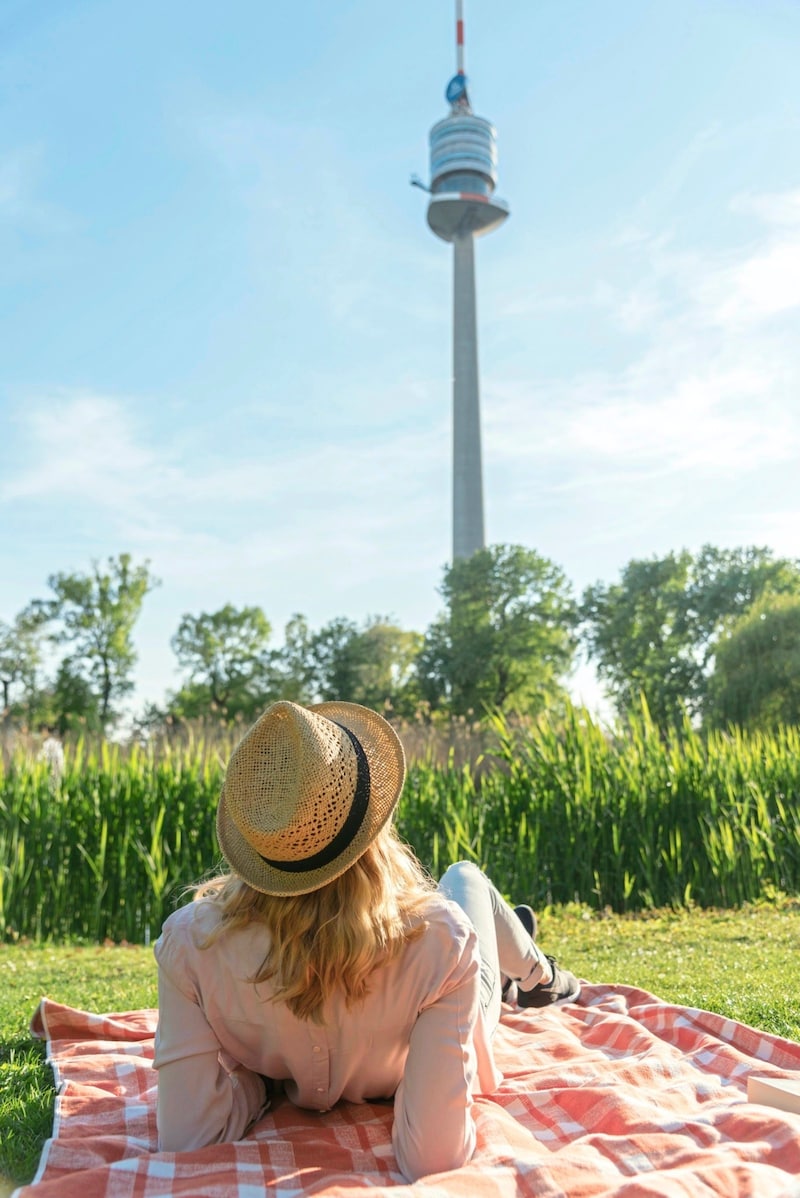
456, 0, 465, 76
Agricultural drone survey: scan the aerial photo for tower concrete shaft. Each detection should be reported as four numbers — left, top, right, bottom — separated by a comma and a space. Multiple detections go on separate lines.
452, 233, 485, 559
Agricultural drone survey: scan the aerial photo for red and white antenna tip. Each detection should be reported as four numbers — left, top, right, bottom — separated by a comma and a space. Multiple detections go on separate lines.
456, 0, 465, 75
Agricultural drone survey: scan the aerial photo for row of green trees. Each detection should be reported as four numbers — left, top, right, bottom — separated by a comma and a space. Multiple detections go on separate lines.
3, 543, 800, 736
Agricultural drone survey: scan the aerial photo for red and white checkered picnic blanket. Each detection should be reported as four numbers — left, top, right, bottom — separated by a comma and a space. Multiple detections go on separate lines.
13, 984, 800, 1197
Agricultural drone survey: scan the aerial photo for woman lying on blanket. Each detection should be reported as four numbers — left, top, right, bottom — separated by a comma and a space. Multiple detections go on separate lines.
154, 701, 580, 1181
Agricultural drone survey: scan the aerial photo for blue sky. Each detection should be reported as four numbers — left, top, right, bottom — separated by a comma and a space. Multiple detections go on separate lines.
2, 0, 799, 716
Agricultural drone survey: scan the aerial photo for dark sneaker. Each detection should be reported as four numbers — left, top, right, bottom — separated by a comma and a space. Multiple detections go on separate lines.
502, 904, 540, 1001
513, 904, 538, 941
502, 904, 540, 1002
517, 955, 581, 1007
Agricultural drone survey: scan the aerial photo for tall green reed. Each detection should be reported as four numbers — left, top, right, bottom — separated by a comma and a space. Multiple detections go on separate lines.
0, 737, 226, 943
2, 705, 800, 942
396, 705, 800, 910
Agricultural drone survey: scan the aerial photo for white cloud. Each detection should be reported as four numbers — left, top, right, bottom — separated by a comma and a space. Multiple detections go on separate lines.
1, 394, 179, 507
560, 371, 791, 473
1, 389, 451, 590
484, 183, 800, 491
713, 238, 800, 324
731, 188, 800, 227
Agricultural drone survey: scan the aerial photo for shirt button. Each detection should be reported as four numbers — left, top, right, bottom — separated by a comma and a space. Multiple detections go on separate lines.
316, 1087, 324, 1093
313, 1046, 321, 1053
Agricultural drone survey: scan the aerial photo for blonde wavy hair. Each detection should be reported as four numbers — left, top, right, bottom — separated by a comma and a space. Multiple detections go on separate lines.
193, 823, 436, 1023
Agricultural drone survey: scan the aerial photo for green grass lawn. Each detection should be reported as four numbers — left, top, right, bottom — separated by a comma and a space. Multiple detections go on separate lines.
1, 903, 799, 1190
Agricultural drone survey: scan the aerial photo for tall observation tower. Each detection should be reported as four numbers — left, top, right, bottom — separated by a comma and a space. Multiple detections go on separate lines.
415, 0, 509, 561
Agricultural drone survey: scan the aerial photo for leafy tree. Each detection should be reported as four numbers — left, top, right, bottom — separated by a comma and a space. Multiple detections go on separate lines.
47, 658, 103, 735
581, 552, 698, 729
706, 593, 800, 729
687, 545, 800, 639
305, 617, 362, 702
417, 544, 577, 717
581, 545, 800, 728
0, 609, 47, 718
31, 554, 158, 728
270, 614, 316, 704
307, 616, 422, 712
171, 604, 272, 721
351, 620, 423, 714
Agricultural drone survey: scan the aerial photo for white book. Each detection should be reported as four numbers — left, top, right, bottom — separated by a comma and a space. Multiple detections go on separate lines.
748, 1075, 800, 1115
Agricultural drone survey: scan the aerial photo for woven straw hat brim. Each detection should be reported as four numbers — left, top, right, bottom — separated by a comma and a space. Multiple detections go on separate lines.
216, 701, 406, 896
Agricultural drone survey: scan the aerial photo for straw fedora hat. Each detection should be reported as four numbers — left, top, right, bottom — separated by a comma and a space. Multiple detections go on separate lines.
216, 700, 406, 896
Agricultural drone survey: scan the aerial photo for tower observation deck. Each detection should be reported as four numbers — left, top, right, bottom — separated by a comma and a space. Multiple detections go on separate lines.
427, 103, 509, 242
417, 1, 509, 561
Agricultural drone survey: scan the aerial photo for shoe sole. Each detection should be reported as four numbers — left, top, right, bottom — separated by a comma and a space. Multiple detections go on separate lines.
519, 981, 581, 1008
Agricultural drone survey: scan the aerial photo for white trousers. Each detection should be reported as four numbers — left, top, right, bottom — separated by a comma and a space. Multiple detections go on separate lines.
437, 860, 547, 1035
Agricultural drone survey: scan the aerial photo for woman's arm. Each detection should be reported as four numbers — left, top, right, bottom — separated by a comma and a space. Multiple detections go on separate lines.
391, 973, 479, 1181
154, 968, 267, 1151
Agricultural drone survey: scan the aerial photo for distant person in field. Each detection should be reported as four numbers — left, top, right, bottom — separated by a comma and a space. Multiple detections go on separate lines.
38, 725, 65, 780
153, 700, 580, 1181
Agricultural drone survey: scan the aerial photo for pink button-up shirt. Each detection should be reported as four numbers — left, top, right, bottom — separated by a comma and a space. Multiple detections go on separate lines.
153, 892, 503, 1181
